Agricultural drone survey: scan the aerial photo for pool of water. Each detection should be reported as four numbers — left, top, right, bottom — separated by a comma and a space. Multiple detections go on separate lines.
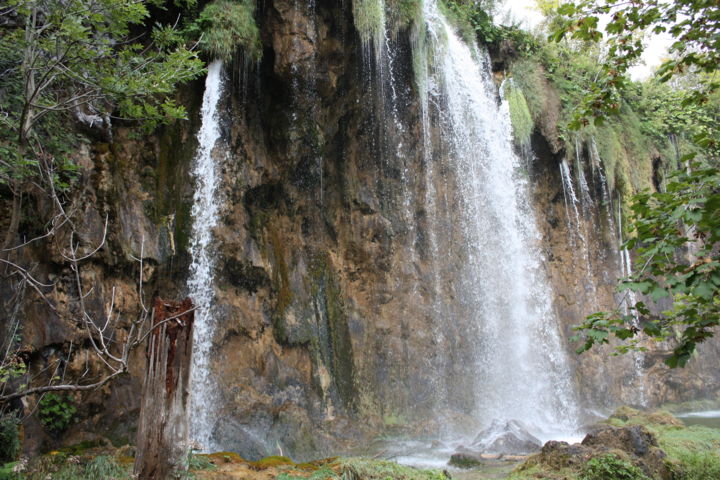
676, 410, 720, 429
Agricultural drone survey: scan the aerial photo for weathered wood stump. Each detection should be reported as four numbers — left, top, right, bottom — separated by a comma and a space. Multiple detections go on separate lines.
134, 297, 195, 480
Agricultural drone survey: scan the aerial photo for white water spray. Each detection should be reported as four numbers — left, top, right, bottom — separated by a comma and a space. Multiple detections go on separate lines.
188, 60, 226, 451
418, 0, 580, 436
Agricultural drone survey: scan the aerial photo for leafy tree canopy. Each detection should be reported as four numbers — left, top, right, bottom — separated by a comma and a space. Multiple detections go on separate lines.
0, 0, 205, 187
551, 0, 720, 367
551, 0, 720, 135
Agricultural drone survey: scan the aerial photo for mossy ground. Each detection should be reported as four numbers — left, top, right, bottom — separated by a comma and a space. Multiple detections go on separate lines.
508, 407, 720, 480
3, 409, 719, 479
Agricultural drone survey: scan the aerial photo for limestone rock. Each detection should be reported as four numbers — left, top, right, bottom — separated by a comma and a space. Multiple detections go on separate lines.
472, 420, 542, 455
524, 425, 672, 480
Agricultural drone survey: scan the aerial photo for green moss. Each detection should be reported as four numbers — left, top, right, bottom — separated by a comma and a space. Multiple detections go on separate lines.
193, 0, 261, 62
278, 466, 337, 480
353, 0, 385, 47
173, 201, 193, 254
268, 226, 294, 342
0, 414, 19, 463
506, 82, 534, 148
509, 464, 579, 480
448, 455, 482, 469
580, 453, 649, 480
673, 450, 720, 480
603, 407, 720, 479
653, 425, 720, 460
27, 455, 131, 480
308, 253, 357, 410
251, 455, 296, 469
0, 462, 17, 480
339, 458, 448, 480
57, 440, 104, 456
205, 452, 245, 464
387, 0, 423, 33
509, 58, 548, 123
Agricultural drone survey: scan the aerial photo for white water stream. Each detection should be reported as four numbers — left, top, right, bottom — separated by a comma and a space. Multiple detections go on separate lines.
188, 59, 226, 451
416, 0, 580, 437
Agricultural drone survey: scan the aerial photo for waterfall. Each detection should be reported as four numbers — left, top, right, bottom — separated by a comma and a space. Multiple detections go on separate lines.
416, 0, 580, 436
589, 137, 615, 234
617, 201, 647, 406
574, 138, 593, 211
560, 158, 582, 240
188, 59, 226, 451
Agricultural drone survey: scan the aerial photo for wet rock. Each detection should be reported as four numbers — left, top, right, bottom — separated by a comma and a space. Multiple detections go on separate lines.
523, 425, 672, 480
472, 420, 542, 455
581, 424, 657, 457
449, 420, 541, 468
448, 451, 483, 468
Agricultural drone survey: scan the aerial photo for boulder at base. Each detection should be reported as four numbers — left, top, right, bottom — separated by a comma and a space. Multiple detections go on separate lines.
473, 420, 542, 455
449, 419, 542, 467
522, 424, 672, 480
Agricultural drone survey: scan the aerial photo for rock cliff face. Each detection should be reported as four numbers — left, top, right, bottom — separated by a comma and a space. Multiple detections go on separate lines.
4, 0, 719, 459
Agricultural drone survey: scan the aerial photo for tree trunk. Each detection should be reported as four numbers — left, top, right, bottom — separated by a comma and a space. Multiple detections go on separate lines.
134, 298, 195, 480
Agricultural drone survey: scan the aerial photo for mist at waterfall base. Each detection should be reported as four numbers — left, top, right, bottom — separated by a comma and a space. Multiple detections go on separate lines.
378, 0, 584, 464
180, 1, 626, 465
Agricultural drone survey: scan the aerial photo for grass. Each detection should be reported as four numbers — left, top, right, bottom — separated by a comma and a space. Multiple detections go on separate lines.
193, 0, 261, 62
509, 59, 548, 124
506, 82, 534, 149
507, 464, 579, 480
23, 455, 132, 480
673, 450, 720, 480
353, 0, 386, 48
339, 458, 448, 480
608, 408, 720, 480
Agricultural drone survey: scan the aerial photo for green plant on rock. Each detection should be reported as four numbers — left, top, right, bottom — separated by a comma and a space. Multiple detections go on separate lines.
186, 0, 261, 62
0, 413, 20, 463
388, 0, 422, 32
38, 393, 77, 434
580, 454, 649, 480
353, 0, 385, 47
573, 161, 720, 367
505, 81, 534, 148
674, 450, 720, 480
24, 454, 131, 480
188, 453, 216, 471
84, 456, 126, 478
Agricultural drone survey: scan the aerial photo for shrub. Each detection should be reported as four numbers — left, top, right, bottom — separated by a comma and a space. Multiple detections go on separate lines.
38, 393, 77, 434
580, 454, 649, 480
675, 451, 720, 480
188, 0, 261, 62
85, 455, 126, 478
506, 82, 534, 148
0, 413, 20, 463
353, 0, 385, 47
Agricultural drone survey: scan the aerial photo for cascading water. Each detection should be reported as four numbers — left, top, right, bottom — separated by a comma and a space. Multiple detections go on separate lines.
188, 59, 226, 451
589, 137, 614, 234
574, 138, 594, 211
560, 158, 582, 240
416, 0, 580, 437
617, 201, 647, 406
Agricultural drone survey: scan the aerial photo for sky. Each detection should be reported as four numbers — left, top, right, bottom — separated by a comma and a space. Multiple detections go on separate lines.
500, 0, 672, 80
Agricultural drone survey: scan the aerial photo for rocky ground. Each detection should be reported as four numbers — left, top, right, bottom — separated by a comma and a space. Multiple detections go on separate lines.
3, 406, 719, 480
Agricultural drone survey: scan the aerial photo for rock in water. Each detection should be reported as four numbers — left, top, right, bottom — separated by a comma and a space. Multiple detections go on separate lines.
473, 420, 542, 455
449, 419, 542, 467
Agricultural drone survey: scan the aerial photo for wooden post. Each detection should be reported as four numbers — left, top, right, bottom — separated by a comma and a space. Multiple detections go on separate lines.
134, 297, 195, 480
